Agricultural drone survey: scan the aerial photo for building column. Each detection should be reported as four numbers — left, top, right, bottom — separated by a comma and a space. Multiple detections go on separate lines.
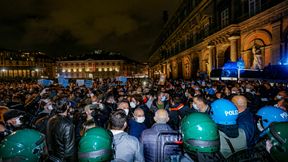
271, 20, 281, 65
228, 36, 240, 62
162, 63, 167, 75
207, 45, 215, 76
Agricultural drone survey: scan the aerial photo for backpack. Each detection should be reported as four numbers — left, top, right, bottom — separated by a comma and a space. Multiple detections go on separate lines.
155, 131, 183, 162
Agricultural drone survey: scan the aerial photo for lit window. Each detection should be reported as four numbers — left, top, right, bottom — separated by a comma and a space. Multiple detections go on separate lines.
109, 68, 112, 71
98, 68, 102, 72
68, 69, 71, 72
62, 69, 66, 73
79, 69, 82, 72
104, 68, 107, 71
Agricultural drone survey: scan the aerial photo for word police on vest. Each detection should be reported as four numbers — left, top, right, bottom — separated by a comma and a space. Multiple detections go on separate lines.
225, 110, 238, 116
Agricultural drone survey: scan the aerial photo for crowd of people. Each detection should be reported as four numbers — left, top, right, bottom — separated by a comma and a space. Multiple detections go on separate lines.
0, 77, 287, 162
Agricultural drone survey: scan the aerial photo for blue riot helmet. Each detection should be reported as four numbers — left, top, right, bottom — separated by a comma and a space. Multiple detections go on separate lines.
210, 99, 238, 125
256, 106, 288, 131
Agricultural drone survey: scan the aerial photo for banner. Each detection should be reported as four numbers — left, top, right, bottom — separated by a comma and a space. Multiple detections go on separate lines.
58, 76, 69, 88
84, 80, 93, 88
119, 76, 127, 85
38, 79, 53, 87
76, 80, 85, 86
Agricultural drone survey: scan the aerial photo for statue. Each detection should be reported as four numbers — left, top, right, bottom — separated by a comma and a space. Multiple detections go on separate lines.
251, 45, 263, 69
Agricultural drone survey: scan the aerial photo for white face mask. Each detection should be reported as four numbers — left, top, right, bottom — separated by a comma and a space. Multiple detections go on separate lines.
124, 109, 129, 115
246, 88, 251, 92
47, 105, 54, 110
192, 103, 199, 111
160, 96, 166, 102
276, 95, 282, 100
130, 102, 136, 108
135, 117, 145, 123
257, 120, 264, 132
14, 117, 22, 127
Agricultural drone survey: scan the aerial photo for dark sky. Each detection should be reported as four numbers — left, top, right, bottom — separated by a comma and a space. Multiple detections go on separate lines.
0, 0, 179, 61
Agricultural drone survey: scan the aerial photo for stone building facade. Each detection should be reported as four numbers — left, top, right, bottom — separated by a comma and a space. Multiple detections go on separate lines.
0, 49, 55, 78
148, 0, 288, 79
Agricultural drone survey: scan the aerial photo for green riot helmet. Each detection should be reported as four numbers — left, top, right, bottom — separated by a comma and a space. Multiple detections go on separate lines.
78, 127, 114, 162
267, 122, 288, 161
180, 112, 220, 153
0, 129, 46, 162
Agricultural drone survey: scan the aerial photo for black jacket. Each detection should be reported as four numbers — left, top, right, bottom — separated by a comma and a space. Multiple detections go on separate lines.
47, 114, 76, 161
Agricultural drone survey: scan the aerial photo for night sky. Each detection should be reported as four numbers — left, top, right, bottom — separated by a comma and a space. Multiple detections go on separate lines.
0, 0, 179, 61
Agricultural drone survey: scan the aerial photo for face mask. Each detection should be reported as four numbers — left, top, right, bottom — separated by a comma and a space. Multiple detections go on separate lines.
161, 96, 166, 102
124, 109, 129, 115
246, 88, 251, 92
185, 93, 189, 98
92, 101, 98, 105
192, 103, 199, 111
87, 94, 90, 97
135, 117, 145, 123
130, 102, 136, 108
14, 117, 22, 127
276, 95, 282, 100
257, 120, 264, 132
47, 105, 54, 110
231, 91, 237, 94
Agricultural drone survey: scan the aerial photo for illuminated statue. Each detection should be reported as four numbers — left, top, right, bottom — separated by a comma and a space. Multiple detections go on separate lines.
251, 45, 263, 69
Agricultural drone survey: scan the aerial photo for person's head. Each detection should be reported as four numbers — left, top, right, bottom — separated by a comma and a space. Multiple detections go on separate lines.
0, 129, 46, 161
275, 90, 287, 101
84, 104, 97, 119
54, 98, 71, 115
231, 95, 247, 113
82, 120, 96, 135
256, 106, 288, 132
109, 109, 127, 130
133, 108, 145, 123
180, 113, 219, 154
154, 109, 169, 124
40, 99, 54, 112
3, 110, 25, 128
210, 99, 238, 125
117, 100, 130, 115
276, 98, 288, 111
169, 94, 182, 106
193, 95, 208, 112
231, 87, 239, 95
245, 84, 254, 93
265, 122, 288, 162
215, 92, 223, 99
105, 95, 116, 104
78, 127, 113, 162
157, 91, 166, 102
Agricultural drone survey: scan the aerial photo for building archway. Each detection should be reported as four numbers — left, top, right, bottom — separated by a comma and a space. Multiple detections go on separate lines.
242, 29, 272, 68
